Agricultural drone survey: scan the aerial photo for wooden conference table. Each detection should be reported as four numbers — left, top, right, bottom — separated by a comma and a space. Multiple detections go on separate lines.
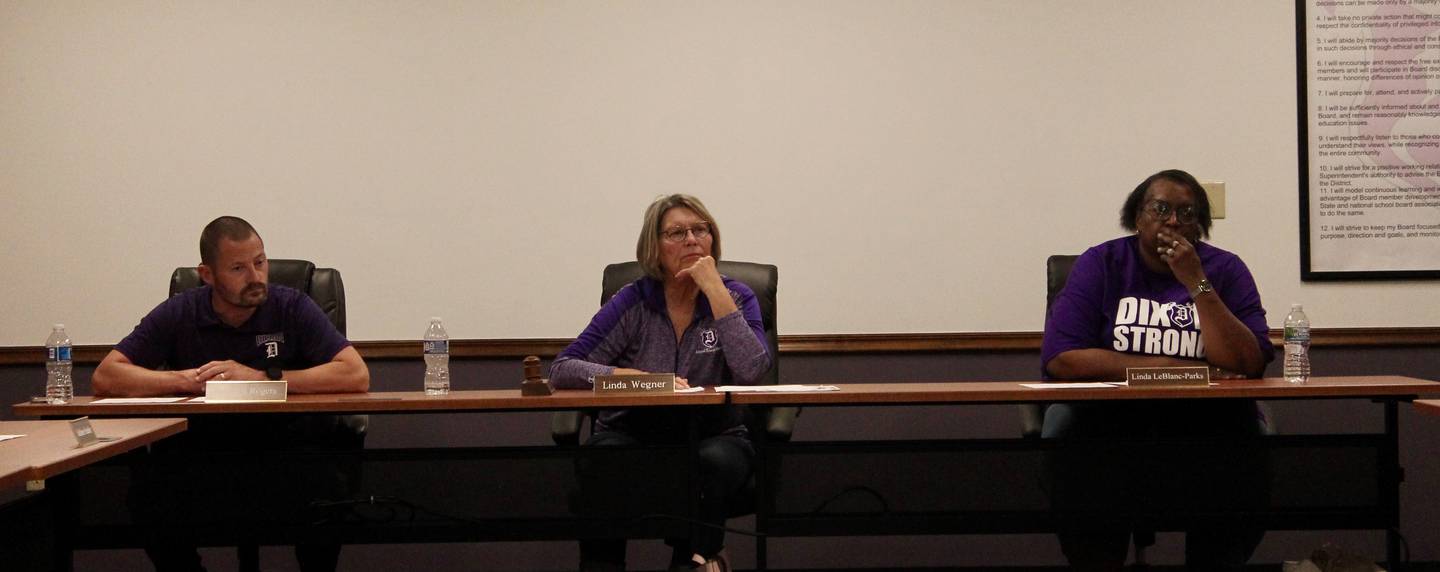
725, 375, 1439, 571
13, 390, 725, 572
13, 376, 1438, 571
1416, 399, 1440, 416
14, 389, 723, 417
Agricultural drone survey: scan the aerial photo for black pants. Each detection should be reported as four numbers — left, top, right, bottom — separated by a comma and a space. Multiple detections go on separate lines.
577, 431, 753, 569
129, 415, 362, 572
1042, 400, 1269, 572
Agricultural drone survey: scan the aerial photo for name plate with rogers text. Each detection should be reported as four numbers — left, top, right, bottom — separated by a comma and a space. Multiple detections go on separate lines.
205, 380, 288, 402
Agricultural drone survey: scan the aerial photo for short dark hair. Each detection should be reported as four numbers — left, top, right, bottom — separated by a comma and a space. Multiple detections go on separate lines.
1119, 169, 1213, 239
199, 216, 261, 266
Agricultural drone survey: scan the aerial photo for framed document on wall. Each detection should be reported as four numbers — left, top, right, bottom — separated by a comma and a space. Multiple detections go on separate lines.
1297, 0, 1440, 280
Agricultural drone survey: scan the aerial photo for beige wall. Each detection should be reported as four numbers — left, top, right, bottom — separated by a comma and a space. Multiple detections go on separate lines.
2, 1, 1433, 345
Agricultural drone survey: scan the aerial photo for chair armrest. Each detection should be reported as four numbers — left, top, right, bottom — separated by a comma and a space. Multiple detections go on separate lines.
551, 410, 584, 446
1018, 404, 1045, 439
764, 406, 800, 443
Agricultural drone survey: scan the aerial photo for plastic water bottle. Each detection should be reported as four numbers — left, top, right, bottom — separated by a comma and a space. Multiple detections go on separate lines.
46, 324, 73, 403
423, 317, 450, 395
1283, 304, 1311, 384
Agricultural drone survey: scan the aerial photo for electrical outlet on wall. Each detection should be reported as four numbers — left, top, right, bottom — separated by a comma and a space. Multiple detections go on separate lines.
1200, 180, 1226, 219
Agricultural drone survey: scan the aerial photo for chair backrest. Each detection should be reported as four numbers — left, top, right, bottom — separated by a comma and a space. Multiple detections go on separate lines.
1045, 255, 1079, 315
1020, 255, 1080, 439
169, 259, 348, 335
600, 261, 779, 387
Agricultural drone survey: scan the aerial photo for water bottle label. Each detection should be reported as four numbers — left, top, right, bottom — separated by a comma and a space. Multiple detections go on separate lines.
58, 346, 71, 361
1283, 326, 1310, 343
424, 340, 449, 355
47, 346, 71, 362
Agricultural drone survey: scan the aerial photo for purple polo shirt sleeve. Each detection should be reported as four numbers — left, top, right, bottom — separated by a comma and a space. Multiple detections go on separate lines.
288, 293, 351, 364
713, 279, 771, 385
1211, 253, 1275, 364
550, 282, 643, 389
114, 296, 186, 369
1040, 246, 1107, 378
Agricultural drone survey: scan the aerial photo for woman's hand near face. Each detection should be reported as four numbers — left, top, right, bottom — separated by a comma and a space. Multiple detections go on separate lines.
1156, 230, 1205, 287
676, 256, 725, 292
676, 255, 740, 319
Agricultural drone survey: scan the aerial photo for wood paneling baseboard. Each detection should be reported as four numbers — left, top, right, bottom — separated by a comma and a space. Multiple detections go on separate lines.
1, 328, 1436, 365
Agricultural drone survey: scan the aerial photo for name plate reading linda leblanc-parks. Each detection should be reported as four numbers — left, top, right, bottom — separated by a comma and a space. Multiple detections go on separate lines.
1125, 366, 1211, 387
205, 380, 288, 402
593, 373, 676, 394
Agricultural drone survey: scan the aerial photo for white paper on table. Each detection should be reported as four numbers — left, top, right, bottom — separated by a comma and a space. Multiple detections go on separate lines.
674, 386, 706, 394
714, 385, 841, 393
0, 434, 24, 443
1019, 382, 1118, 389
89, 397, 189, 404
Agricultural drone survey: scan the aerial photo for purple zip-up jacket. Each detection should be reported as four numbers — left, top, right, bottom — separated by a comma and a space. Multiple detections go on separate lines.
551, 276, 771, 439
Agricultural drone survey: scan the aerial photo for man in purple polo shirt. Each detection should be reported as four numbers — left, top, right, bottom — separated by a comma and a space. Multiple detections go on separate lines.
93, 216, 369, 572
93, 217, 368, 396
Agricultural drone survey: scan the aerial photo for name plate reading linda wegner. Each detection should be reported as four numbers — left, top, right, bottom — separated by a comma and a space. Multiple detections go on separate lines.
1125, 366, 1211, 387
593, 373, 676, 394
205, 380, 288, 402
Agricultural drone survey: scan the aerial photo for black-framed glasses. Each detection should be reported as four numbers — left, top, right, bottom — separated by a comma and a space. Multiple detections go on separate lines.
660, 222, 711, 243
1145, 200, 1200, 225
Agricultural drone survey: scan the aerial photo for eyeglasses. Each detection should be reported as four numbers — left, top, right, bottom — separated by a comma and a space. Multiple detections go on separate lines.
660, 223, 712, 243
1145, 200, 1200, 225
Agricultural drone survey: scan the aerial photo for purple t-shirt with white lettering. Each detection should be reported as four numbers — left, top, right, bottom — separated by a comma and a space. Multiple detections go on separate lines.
1041, 235, 1274, 379
115, 284, 350, 373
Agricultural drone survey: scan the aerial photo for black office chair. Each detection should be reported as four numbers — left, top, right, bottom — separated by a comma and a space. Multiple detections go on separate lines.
1019, 255, 1078, 439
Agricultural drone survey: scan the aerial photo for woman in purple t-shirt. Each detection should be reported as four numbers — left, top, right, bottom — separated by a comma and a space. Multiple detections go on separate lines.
1040, 169, 1275, 571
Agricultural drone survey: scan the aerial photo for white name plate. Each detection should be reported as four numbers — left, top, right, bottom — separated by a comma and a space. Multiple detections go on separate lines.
1125, 366, 1211, 387
69, 416, 99, 447
68, 416, 119, 448
206, 380, 288, 402
593, 373, 675, 394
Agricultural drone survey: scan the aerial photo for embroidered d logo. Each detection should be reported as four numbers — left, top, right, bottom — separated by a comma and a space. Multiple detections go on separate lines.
1168, 303, 1195, 329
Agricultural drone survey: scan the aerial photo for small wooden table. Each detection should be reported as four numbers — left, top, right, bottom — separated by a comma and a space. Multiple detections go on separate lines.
0, 418, 187, 491
1415, 399, 1440, 416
